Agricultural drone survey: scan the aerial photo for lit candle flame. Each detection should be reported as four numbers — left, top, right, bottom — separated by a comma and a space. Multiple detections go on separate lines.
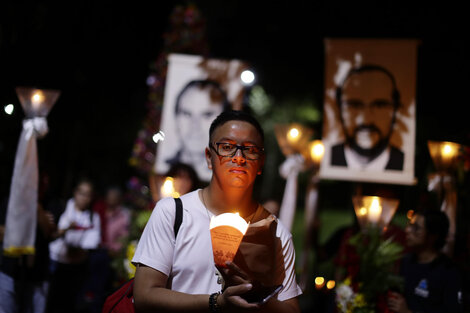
326, 280, 335, 289
441, 143, 457, 164
209, 212, 249, 235
287, 127, 300, 143
31, 91, 44, 110
161, 177, 179, 198
368, 197, 382, 224
309, 140, 325, 164
315, 276, 325, 289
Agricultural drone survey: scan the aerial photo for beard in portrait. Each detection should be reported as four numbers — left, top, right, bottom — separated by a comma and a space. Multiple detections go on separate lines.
331, 64, 404, 171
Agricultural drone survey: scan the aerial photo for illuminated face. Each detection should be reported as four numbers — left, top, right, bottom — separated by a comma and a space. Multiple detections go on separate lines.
206, 120, 264, 189
74, 182, 93, 211
405, 214, 427, 248
176, 86, 224, 155
340, 70, 396, 152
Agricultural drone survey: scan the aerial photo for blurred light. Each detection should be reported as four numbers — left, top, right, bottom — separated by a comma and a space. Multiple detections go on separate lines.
407, 210, 414, 220
152, 131, 165, 143
31, 91, 45, 110
326, 280, 336, 289
427, 140, 461, 172
358, 207, 367, 216
309, 140, 325, 164
146, 75, 156, 86
442, 143, 455, 157
368, 197, 382, 224
287, 127, 300, 143
240, 70, 255, 86
161, 177, 180, 198
4, 104, 14, 115
315, 276, 325, 289
353, 195, 399, 232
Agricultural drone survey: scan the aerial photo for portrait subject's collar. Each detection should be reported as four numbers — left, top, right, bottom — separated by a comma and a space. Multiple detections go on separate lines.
344, 145, 391, 170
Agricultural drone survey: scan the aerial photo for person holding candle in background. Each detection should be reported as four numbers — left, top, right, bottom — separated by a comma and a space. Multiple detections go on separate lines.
387, 205, 463, 313
132, 110, 302, 313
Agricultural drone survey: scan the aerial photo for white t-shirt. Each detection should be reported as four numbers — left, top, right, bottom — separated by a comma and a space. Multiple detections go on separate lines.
132, 190, 302, 301
49, 198, 101, 264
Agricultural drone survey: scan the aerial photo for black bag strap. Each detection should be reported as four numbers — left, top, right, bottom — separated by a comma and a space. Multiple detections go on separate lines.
106, 198, 184, 313
173, 197, 183, 238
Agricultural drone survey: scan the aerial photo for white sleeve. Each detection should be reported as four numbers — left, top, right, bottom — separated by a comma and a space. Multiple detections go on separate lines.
57, 211, 70, 230
276, 222, 303, 301
132, 197, 176, 277
80, 212, 101, 249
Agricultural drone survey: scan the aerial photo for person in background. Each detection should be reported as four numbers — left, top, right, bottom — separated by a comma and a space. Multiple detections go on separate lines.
46, 178, 101, 313
95, 186, 131, 257
166, 162, 202, 196
387, 208, 463, 313
86, 185, 131, 312
149, 162, 202, 203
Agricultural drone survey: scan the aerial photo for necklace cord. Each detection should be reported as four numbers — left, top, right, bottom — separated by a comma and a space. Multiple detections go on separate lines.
200, 189, 260, 223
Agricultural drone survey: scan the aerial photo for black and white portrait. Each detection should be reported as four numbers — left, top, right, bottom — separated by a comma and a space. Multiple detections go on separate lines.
155, 53, 250, 181
319, 39, 418, 185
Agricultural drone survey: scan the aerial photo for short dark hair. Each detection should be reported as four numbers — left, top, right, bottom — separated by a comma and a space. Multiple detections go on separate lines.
208, 110, 265, 145
74, 177, 95, 193
175, 79, 231, 114
416, 209, 450, 250
166, 162, 201, 191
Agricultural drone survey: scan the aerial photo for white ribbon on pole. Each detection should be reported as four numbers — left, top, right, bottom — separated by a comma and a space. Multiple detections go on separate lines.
3, 117, 49, 256
278, 154, 306, 232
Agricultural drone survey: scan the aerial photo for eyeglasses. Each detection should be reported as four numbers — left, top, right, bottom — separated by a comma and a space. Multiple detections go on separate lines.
210, 142, 264, 160
342, 99, 394, 113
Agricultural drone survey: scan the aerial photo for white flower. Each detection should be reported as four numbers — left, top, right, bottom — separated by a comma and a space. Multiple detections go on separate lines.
336, 283, 354, 313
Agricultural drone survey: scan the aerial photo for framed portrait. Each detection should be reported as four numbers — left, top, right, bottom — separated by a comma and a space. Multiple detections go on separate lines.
154, 53, 250, 182
319, 39, 419, 185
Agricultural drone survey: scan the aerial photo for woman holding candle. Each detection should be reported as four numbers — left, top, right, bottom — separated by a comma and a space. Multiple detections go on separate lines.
132, 110, 302, 313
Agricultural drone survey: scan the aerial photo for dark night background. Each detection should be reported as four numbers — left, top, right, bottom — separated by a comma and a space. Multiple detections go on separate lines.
1, 1, 469, 201
1, 1, 470, 311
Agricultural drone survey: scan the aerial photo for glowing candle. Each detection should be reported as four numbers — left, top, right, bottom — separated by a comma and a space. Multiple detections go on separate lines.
210, 212, 248, 267
31, 91, 44, 110
368, 197, 382, 224
309, 140, 325, 164
287, 127, 300, 144
315, 276, 325, 289
161, 177, 179, 198
441, 143, 458, 167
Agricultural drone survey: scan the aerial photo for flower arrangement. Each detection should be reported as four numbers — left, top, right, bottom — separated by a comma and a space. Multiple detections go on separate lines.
336, 277, 370, 313
110, 209, 153, 284
335, 226, 404, 313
